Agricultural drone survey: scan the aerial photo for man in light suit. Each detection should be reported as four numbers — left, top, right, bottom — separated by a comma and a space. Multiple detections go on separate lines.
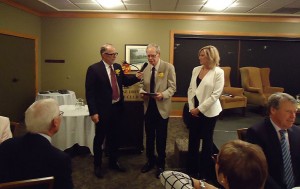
0, 99, 73, 189
85, 43, 142, 178
139, 43, 176, 178
247, 92, 300, 189
0, 116, 12, 144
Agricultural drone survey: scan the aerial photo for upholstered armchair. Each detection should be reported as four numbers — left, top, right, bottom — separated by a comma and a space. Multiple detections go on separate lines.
220, 67, 247, 116
239, 67, 284, 107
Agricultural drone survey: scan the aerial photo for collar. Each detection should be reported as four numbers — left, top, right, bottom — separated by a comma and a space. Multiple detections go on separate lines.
152, 59, 161, 71
37, 133, 52, 143
103, 61, 113, 69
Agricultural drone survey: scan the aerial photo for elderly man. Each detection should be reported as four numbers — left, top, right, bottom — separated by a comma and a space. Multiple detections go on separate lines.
0, 99, 73, 189
247, 92, 300, 189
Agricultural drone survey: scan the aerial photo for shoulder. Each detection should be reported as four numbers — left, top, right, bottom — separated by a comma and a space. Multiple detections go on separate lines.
0, 116, 9, 125
214, 67, 224, 74
193, 66, 201, 72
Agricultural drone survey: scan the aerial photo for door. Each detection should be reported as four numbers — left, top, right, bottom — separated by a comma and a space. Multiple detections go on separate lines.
0, 34, 36, 121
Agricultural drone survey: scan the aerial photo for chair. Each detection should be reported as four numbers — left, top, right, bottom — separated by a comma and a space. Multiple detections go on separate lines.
220, 67, 247, 116
239, 67, 284, 107
9, 121, 20, 137
237, 128, 248, 141
0, 176, 54, 189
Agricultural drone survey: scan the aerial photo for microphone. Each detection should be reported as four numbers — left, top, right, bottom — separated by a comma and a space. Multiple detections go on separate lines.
139, 62, 148, 72
122, 61, 148, 71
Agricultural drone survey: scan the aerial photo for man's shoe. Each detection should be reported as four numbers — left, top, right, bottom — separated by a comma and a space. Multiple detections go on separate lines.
109, 162, 126, 172
156, 167, 164, 179
94, 166, 103, 178
141, 162, 155, 173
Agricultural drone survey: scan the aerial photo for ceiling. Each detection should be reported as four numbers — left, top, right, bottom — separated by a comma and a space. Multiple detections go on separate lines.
6, 0, 300, 16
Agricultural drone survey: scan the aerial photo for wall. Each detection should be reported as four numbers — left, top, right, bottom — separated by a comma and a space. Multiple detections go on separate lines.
1, 2, 300, 114
0, 2, 42, 88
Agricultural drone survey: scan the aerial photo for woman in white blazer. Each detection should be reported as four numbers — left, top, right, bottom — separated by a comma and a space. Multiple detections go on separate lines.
186, 45, 224, 180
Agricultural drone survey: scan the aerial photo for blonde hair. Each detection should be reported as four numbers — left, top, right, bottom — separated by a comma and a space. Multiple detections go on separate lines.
198, 45, 220, 68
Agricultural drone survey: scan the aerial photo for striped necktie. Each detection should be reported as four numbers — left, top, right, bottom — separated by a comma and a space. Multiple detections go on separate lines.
279, 129, 295, 189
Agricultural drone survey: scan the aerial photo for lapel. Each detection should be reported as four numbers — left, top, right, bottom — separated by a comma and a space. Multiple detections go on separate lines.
155, 61, 165, 91
99, 61, 110, 87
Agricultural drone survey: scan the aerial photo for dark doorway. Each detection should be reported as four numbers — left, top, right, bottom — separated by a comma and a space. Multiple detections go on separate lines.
0, 33, 36, 121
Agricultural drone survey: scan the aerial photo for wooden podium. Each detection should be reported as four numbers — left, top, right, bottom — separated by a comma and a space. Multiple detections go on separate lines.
119, 82, 144, 153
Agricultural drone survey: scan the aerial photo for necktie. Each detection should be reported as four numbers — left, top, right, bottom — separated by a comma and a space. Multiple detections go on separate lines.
150, 67, 155, 93
109, 65, 119, 100
279, 129, 295, 189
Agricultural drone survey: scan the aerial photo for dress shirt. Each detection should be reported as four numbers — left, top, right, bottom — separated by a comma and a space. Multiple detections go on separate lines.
103, 61, 120, 103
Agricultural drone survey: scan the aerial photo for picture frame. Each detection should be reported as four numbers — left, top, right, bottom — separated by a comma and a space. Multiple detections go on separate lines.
125, 44, 148, 70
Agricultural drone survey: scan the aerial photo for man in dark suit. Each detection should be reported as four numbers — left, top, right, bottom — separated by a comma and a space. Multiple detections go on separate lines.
139, 43, 176, 178
85, 43, 142, 178
247, 92, 300, 189
0, 99, 73, 189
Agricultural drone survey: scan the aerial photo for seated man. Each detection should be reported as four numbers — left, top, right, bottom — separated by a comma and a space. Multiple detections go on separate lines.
0, 99, 73, 189
247, 92, 300, 189
0, 116, 12, 143
160, 140, 268, 189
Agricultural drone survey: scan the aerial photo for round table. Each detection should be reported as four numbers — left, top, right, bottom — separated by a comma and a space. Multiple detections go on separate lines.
36, 91, 77, 105
52, 105, 95, 154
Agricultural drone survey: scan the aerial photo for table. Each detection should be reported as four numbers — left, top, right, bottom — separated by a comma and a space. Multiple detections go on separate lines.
52, 105, 95, 154
36, 91, 77, 105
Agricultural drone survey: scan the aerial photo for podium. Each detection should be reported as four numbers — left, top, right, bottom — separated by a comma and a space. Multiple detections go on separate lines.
119, 82, 144, 153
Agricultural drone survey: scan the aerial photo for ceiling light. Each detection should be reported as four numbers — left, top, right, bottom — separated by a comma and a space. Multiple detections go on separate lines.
96, 0, 123, 8
204, 0, 235, 11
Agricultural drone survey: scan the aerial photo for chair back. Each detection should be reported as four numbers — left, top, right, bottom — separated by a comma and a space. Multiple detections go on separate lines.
220, 67, 231, 87
237, 128, 248, 141
0, 176, 54, 189
240, 67, 263, 89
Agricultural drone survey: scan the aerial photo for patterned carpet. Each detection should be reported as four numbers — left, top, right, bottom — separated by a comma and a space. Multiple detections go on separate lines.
71, 110, 264, 189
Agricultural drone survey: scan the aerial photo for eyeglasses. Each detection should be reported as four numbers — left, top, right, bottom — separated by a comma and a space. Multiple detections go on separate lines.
212, 153, 218, 163
59, 111, 64, 116
104, 52, 118, 56
147, 54, 157, 58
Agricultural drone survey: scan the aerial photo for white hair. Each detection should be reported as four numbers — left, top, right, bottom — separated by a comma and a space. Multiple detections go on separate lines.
25, 99, 59, 133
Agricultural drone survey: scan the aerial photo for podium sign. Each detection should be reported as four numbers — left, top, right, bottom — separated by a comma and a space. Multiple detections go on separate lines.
123, 82, 143, 101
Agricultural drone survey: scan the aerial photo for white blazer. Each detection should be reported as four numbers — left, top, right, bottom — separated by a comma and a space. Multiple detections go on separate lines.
187, 66, 224, 117
0, 116, 12, 144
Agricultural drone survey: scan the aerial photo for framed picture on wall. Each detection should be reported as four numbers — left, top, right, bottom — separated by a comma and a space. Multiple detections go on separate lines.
125, 44, 148, 70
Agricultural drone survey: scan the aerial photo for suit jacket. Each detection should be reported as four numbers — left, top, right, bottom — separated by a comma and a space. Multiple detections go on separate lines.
187, 66, 224, 117
0, 116, 12, 143
85, 61, 140, 116
140, 60, 176, 119
0, 133, 73, 189
247, 118, 300, 189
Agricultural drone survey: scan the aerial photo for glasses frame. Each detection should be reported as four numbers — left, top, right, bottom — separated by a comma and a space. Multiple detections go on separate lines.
147, 54, 157, 58
59, 111, 64, 116
104, 52, 118, 56
212, 153, 218, 163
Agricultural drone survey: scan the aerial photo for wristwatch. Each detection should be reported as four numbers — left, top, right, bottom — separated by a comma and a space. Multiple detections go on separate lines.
199, 180, 205, 189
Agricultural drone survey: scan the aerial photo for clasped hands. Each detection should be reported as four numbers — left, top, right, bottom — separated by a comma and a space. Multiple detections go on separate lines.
190, 108, 200, 117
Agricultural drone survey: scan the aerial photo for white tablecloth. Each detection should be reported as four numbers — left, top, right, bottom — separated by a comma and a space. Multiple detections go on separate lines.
52, 105, 95, 154
36, 91, 77, 105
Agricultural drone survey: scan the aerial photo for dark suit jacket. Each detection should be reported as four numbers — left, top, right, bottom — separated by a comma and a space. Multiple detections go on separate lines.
85, 61, 140, 116
247, 118, 300, 189
0, 133, 73, 189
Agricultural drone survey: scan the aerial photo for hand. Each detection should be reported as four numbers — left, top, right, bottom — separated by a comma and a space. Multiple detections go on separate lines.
136, 71, 143, 79
91, 114, 99, 124
190, 108, 200, 117
140, 93, 148, 100
153, 92, 163, 101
